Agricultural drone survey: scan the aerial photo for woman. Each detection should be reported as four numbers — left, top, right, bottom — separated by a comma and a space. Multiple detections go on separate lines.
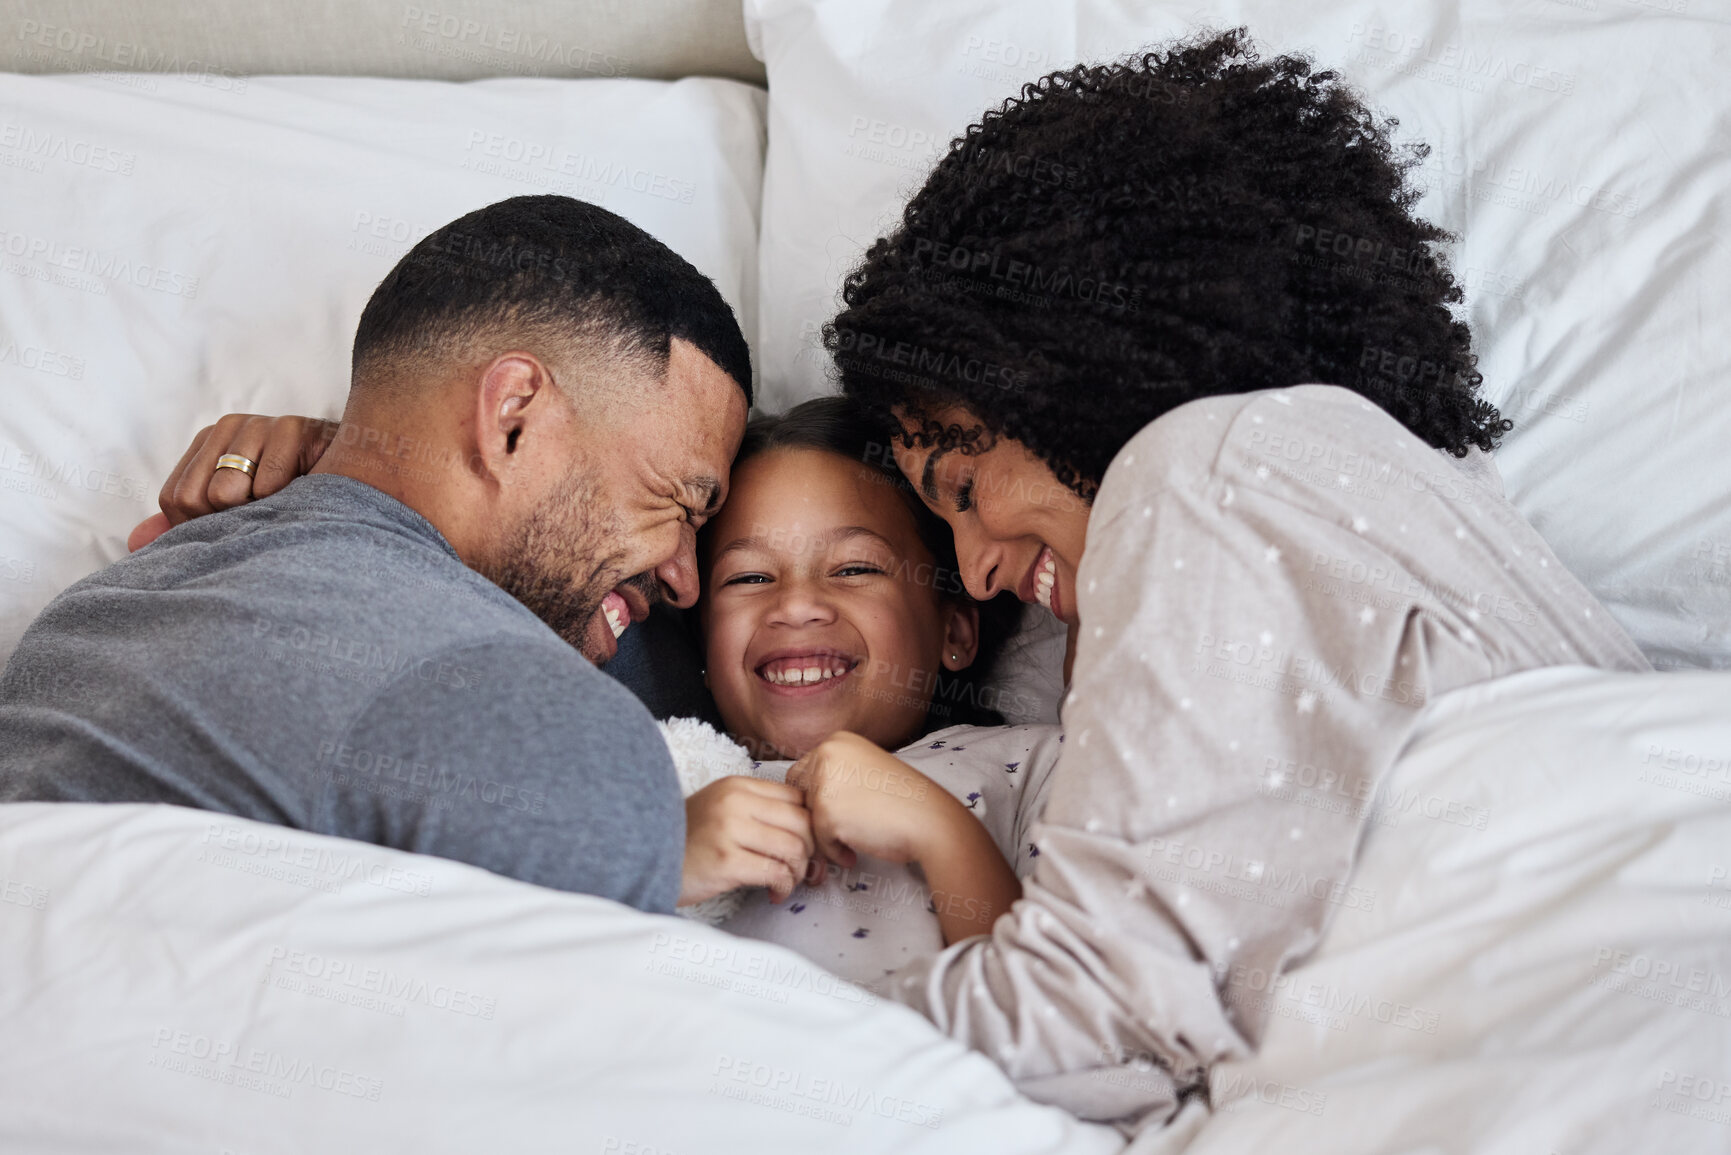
787, 28, 1649, 1134
145, 29, 1650, 1136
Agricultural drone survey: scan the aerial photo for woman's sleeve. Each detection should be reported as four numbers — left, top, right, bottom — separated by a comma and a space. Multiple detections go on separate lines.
882, 393, 1507, 1130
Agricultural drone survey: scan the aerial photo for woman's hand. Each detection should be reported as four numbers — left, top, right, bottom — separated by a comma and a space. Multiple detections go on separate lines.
127, 414, 338, 551
789, 731, 1023, 944
678, 776, 817, 907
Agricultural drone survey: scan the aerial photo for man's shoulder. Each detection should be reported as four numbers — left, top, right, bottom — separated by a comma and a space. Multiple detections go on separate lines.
22, 479, 562, 687
389, 634, 646, 712
335, 634, 671, 784
117, 477, 538, 629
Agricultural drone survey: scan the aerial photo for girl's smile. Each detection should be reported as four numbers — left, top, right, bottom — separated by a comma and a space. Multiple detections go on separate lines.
701, 445, 979, 760
754, 647, 861, 690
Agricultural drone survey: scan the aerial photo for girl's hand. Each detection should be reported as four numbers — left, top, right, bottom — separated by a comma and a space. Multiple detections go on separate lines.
678, 776, 817, 907
789, 731, 1024, 945
786, 731, 945, 870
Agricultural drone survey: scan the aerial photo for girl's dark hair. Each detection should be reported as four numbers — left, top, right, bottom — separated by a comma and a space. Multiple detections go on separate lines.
698, 395, 1021, 732
828, 28, 1509, 499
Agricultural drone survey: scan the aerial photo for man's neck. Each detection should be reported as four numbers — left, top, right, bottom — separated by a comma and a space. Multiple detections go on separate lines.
310, 416, 480, 563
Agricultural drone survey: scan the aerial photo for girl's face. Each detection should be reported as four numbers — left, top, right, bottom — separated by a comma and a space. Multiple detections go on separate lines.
701, 448, 979, 760
890, 405, 1093, 629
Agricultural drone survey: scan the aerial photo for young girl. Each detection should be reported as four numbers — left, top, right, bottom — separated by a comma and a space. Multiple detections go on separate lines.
674, 396, 1064, 989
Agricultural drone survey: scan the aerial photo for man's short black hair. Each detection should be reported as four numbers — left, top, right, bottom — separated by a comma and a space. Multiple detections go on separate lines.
352, 194, 752, 405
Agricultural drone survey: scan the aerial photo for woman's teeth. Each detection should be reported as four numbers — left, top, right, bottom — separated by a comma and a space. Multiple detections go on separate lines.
760, 658, 852, 686
1034, 548, 1057, 611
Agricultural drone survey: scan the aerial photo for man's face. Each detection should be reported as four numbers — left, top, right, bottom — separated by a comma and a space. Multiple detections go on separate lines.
487, 337, 747, 664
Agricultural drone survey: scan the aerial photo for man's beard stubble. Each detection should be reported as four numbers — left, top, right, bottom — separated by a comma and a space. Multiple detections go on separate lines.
478, 463, 653, 662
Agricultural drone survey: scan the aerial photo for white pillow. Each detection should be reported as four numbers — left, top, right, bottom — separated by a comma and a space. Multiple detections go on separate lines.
743, 0, 1731, 672
0, 72, 766, 664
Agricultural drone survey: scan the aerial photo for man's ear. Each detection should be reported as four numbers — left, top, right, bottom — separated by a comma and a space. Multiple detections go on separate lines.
941, 602, 981, 671
471, 353, 555, 483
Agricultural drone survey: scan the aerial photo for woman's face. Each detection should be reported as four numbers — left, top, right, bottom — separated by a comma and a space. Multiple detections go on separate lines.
891, 405, 1092, 629
700, 447, 978, 760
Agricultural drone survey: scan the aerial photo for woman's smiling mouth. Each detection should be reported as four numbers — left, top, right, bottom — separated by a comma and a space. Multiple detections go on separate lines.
755, 649, 860, 690
1025, 545, 1061, 619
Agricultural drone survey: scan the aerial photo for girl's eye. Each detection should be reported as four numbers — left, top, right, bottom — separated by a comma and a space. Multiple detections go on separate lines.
722, 573, 771, 586
835, 564, 885, 578
955, 477, 975, 514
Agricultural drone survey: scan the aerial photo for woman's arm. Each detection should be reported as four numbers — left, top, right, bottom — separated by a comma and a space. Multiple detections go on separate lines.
129, 414, 336, 549
789, 731, 1022, 945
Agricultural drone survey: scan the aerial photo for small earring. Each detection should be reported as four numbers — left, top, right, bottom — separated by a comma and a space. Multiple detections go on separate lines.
949, 652, 959, 662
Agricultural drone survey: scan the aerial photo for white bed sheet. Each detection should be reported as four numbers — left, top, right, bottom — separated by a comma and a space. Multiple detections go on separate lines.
3, 666, 1726, 1152
0, 799, 1121, 1154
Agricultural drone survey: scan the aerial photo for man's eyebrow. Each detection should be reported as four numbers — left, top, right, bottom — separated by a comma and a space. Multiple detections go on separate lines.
686, 476, 723, 514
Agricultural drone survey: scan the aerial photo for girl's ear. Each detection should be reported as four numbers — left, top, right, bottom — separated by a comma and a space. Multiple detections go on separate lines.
941, 602, 981, 671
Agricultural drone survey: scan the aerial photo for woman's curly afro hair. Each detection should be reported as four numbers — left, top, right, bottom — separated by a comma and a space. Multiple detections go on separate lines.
827, 28, 1510, 500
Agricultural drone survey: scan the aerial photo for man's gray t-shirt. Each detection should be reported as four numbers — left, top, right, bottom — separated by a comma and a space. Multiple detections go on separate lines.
0, 474, 684, 913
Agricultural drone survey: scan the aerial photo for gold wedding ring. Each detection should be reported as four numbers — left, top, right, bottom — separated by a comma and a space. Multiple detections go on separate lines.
214, 453, 258, 478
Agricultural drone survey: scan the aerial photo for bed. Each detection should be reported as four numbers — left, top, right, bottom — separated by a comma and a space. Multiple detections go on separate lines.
2, 1, 1728, 1151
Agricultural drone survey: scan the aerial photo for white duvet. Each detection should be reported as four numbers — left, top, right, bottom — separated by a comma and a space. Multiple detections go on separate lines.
2, 665, 1727, 1153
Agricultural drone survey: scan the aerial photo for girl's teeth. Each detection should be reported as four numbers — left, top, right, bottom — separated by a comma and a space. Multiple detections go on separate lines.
762, 661, 850, 685
603, 606, 626, 639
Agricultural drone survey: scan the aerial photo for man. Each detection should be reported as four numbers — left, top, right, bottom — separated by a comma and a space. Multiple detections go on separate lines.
0, 195, 750, 914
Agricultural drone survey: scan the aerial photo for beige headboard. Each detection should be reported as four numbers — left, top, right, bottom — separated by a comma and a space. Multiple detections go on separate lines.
2, 0, 763, 85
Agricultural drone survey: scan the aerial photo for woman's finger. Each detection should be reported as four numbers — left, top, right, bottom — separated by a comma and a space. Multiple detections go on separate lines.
203, 415, 278, 512
126, 512, 172, 552
156, 423, 214, 526
165, 413, 255, 524
253, 417, 333, 499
